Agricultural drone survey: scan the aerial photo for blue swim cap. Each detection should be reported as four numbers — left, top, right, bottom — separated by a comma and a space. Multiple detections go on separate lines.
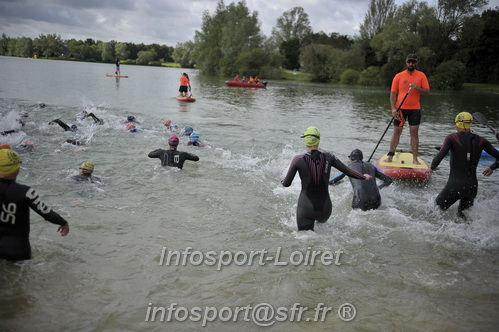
127, 115, 135, 122
70, 124, 78, 131
190, 132, 200, 142
184, 126, 193, 133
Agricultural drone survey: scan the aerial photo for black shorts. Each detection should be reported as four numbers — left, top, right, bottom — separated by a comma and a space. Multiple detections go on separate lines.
393, 109, 421, 127
179, 86, 188, 93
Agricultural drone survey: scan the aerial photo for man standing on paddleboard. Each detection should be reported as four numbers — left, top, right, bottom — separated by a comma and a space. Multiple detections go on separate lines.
431, 112, 499, 220
385, 53, 430, 165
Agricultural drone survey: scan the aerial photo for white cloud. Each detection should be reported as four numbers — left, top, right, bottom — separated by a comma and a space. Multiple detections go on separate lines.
0, 0, 497, 45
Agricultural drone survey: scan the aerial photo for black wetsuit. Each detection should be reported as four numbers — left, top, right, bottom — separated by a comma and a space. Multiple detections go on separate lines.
87, 113, 104, 125
148, 149, 199, 169
51, 119, 76, 132
71, 174, 101, 183
0, 179, 68, 261
281, 150, 366, 231
431, 131, 499, 215
330, 161, 392, 211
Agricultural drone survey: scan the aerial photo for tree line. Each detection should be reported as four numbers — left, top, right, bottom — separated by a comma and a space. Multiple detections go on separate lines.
1, 0, 498, 89
0, 33, 175, 66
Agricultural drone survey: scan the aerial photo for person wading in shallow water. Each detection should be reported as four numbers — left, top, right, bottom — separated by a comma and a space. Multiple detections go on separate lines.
0, 145, 70, 261
281, 127, 372, 231
431, 112, 499, 220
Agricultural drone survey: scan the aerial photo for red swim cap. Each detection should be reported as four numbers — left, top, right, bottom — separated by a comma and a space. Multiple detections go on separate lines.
168, 135, 179, 146
126, 123, 136, 130
164, 120, 172, 126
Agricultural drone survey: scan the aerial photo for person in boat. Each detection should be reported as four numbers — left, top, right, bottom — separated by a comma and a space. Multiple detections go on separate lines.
281, 127, 372, 231
49, 119, 77, 132
148, 135, 199, 169
385, 53, 430, 165
255, 76, 260, 83
71, 161, 101, 184
115, 58, 120, 75
329, 149, 392, 211
0, 145, 70, 261
233, 75, 239, 81
242, 76, 249, 83
431, 112, 499, 220
187, 132, 205, 147
249, 76, 255, 83
179, 73, 190, 97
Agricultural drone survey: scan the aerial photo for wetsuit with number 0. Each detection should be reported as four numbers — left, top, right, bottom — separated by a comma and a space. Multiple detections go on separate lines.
148, 149, 199, 169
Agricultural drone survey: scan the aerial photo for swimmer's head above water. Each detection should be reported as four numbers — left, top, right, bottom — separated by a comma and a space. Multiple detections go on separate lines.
301, 126, 320, 146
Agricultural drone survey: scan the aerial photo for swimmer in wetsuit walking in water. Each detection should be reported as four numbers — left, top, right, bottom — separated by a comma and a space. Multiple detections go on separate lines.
281, 127, 372, 231
148, 135, 199, 169
431, 112, 499, 220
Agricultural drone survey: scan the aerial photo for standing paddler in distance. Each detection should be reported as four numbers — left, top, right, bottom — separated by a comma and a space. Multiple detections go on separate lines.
385, 53, 430, 165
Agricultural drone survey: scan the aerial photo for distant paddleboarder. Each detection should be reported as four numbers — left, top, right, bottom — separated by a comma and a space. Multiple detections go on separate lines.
179, 73, 190, 97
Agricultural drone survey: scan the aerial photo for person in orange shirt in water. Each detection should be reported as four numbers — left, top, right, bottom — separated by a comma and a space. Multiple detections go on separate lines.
385, 53, 430, 165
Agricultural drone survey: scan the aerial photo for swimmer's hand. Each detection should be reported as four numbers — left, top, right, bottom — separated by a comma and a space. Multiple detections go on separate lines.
483, 167, 494, 177
58, 223, 69, 236
364, 174, 373, 181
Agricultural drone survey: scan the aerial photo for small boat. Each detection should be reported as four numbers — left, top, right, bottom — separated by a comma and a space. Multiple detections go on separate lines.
225, 80, 267, 88
106, 74, 128, 78
375, 152, 432, 181
176, 95, 196, 102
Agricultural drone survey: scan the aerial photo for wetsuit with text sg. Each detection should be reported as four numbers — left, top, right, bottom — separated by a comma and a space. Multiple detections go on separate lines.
0, 179, 68, 261
281, 150, 366, 231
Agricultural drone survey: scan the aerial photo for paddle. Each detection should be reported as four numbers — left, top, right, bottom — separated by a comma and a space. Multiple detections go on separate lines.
367, 87, 412, 163
188, 85, 192, 98
473, 112, 496, 134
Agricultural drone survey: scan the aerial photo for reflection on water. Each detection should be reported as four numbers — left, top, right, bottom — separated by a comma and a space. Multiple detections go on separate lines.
0, 56, 498, 331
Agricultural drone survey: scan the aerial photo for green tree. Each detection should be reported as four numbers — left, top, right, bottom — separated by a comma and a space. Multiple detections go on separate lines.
194, 0, 266, 76
279, 37, 301, 70
115, 43, 130, 60
136, 50, 157, 65
101, 41, 116, 62
33, 33, 65, 57
14, 37, 33, 57
359, 66, 385, 86
272, 7, 313, 46
429, 60, 466, 89
173, 41, 196, 68
359, 0, 397, 40
340, 69, 361, 85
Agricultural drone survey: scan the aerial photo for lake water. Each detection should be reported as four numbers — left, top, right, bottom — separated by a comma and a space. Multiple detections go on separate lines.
1, 56, 498, 331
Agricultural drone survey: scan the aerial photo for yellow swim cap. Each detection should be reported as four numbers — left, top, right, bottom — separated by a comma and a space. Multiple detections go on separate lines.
79, 161, 94, 174
455, 112, 473, 129
301, 126, 320, 146
0, 146, 21, 175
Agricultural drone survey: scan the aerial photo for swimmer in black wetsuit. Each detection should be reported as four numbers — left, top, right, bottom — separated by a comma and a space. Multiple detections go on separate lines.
148, 135, 199, 169
49, 119, 77, 132
431, 112, 499, 219
0, 145, 69, 261
71, 162, 101, 183
329, 149, 392, 211
281, 127, 372, 231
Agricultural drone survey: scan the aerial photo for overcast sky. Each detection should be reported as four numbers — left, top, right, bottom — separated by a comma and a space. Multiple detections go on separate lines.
1, 0, 498, 46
